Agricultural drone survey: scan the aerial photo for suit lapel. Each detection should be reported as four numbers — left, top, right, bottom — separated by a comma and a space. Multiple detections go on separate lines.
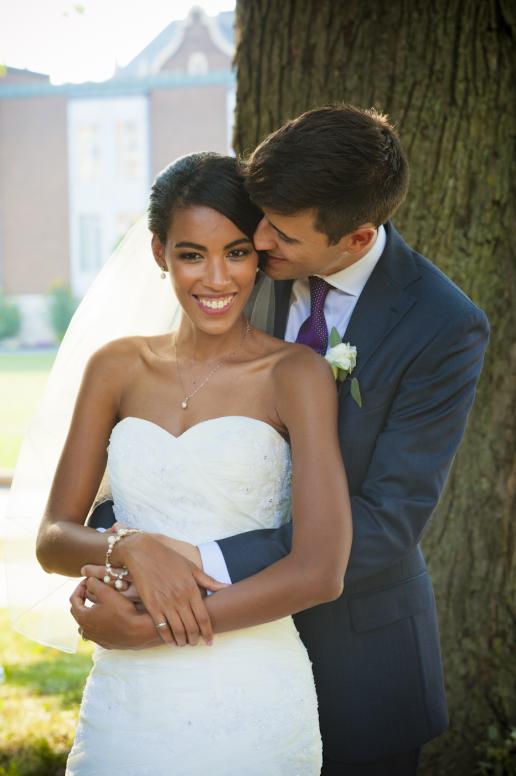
341, 223, 421, 378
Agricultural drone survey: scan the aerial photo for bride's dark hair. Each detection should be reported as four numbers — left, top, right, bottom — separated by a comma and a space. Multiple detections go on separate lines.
148, 152, 263, 244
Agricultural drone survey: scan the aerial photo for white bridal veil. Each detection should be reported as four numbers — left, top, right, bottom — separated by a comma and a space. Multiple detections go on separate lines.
3, 216, 275, 652
4, 218, 181, 652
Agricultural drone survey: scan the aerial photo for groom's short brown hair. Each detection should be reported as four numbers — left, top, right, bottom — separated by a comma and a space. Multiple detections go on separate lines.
244, 104, 409, 244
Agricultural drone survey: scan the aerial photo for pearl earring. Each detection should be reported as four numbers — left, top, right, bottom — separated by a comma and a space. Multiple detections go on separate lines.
160, 268, 166, 279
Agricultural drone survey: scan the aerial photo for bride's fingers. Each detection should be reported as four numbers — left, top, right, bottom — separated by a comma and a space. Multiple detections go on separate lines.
81, 564, 105, 580
81, 564, 130, 590
164, 609, 187, 647
190, 592, 213, 645
192, 567, 229, 593
120, 585, 140, 601
176, 605, 201, 646
147, 607, 175, 645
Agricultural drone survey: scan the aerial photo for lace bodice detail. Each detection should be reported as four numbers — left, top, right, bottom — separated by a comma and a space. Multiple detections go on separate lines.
107, 415, 292, 543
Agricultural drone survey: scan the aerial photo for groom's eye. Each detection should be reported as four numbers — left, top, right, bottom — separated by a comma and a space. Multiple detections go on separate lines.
277, 232, 296, 244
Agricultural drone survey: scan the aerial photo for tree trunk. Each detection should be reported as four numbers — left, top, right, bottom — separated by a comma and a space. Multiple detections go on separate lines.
234, 1, 516, 772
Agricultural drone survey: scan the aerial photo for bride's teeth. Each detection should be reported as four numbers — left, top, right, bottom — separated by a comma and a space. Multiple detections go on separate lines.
198, 295, 233, 310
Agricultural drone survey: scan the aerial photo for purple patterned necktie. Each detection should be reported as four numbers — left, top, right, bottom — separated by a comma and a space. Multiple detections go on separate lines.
295, 276, 332, 355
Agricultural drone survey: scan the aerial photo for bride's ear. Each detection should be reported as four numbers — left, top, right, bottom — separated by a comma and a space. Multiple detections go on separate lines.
151, 234, 166, 270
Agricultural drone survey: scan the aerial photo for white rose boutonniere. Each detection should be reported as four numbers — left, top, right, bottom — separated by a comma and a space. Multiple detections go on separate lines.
325, 327, 362, 407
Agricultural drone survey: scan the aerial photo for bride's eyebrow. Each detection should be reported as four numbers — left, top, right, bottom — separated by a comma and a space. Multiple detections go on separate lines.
174, 238, 252, 250
174, 241, 206, 250
224, 238, 253, 249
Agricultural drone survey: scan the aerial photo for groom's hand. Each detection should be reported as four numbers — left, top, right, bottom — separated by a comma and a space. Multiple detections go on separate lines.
70, 578, 161, 650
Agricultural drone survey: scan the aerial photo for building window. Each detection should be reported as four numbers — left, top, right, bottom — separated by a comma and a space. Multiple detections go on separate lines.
187, 51, 209, 75
77, 124, 101, 182
79, 214, 102, 272
116, 120, 141, 180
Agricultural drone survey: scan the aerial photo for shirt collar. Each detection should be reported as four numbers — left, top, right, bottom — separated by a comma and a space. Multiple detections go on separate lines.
317, 224, 386, 296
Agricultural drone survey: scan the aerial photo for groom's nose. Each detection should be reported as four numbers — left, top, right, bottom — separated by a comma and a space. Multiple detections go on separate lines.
254, 217, 277, 251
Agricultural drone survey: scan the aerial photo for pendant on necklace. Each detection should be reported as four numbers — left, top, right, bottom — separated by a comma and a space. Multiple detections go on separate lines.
181, 399, 188, 409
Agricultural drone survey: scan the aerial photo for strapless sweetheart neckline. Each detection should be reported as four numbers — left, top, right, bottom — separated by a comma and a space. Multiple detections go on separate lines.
113, 414, 289, 446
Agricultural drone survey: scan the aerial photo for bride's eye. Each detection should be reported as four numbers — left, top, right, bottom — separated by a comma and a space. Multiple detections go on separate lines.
178, 252, 203, 261
227, 249, 251, 260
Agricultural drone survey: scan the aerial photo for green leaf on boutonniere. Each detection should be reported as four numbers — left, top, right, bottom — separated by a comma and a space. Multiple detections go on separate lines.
329, 326, 342, 349
351, 377, 362, 407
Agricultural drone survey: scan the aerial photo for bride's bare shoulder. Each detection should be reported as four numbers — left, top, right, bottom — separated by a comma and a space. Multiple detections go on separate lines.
85, 335, 151, 380
271, 340, 335, 394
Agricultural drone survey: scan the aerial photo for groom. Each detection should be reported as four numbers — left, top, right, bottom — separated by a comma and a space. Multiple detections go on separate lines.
76, 105, 489, 774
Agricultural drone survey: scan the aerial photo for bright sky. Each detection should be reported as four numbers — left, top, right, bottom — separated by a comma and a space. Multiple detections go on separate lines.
0, 0, 235, 84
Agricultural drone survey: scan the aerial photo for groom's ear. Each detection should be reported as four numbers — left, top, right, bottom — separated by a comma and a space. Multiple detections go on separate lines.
342, 225, 377, 255
151, 234, 165, 268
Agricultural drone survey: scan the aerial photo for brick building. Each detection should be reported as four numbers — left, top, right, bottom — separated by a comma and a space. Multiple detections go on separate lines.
0, 6, 235, 344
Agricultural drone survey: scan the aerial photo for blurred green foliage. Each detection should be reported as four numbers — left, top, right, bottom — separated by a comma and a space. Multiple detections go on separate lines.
0, 293, 21, 341
48, 283, 78, 342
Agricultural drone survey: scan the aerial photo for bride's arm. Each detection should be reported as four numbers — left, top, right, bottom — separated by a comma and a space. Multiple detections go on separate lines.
35, 340, 131, 576
204, 346, 352, 631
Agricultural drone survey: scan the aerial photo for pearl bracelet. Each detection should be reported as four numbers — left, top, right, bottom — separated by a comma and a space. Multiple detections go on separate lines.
104, 527, 141, 589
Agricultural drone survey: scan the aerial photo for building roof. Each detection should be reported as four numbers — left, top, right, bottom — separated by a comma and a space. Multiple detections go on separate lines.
1, 66, 50, 82
116, 6, 234, 79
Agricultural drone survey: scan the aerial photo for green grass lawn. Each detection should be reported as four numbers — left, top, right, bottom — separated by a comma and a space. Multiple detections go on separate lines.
0, 352, 56, 470
0, 607, 92, 775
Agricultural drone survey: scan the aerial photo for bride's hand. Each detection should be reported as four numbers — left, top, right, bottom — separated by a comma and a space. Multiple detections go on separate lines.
110, 532, 228, 647
80, 564, 139, 601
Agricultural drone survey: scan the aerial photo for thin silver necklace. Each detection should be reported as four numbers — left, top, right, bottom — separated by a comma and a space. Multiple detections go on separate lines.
174, 320, 252, 410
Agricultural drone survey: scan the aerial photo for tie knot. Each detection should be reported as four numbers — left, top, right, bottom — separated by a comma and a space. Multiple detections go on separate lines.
308, 276, 331, 312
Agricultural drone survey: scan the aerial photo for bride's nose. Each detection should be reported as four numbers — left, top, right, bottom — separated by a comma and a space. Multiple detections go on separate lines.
203, 257, 232, 290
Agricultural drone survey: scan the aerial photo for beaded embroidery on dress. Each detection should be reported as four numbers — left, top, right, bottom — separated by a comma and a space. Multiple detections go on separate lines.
66, 415, 322, 776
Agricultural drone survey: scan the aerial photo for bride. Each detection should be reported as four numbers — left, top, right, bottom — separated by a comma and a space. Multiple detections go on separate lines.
34, 152, 352, 775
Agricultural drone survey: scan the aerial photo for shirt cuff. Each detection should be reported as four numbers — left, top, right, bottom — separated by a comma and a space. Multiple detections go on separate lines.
198, 541, 232, 593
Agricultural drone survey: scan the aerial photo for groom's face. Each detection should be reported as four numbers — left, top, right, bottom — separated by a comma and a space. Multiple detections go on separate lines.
254, 209, 371, 280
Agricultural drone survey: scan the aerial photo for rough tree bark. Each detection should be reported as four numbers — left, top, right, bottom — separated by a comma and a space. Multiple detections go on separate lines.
233, 1, 515, 772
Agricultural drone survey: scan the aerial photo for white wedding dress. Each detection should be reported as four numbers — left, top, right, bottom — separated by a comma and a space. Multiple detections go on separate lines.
66, 415, 322, 776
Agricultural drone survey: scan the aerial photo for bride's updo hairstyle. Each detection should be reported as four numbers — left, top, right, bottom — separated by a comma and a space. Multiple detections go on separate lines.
148, 152, 263, 245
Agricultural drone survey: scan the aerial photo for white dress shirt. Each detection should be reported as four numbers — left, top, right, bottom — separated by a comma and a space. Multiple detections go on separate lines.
199, 225, 386, 584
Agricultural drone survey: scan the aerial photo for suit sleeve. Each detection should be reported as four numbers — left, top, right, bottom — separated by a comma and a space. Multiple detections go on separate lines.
217, 307, 489, 584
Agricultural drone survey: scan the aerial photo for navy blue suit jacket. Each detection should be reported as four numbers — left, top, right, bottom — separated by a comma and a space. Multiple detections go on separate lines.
216, 222, 489, 761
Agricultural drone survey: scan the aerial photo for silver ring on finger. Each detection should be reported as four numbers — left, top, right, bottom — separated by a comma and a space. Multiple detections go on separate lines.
155, 621, 169, 630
